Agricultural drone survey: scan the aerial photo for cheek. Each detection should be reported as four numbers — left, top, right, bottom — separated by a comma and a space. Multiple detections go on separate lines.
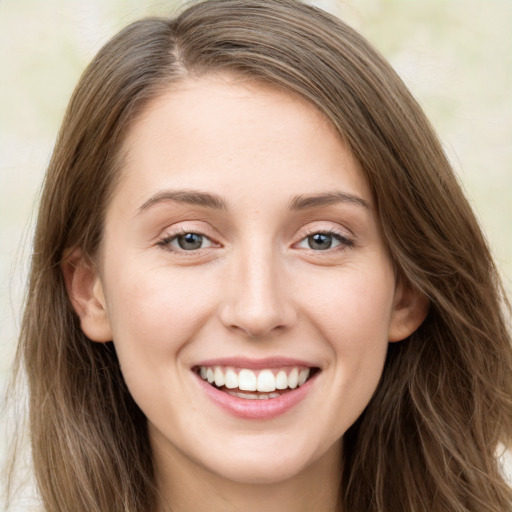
101, 263, 223, 421
102, 262, 219, 372
298, 265, 394, 428
299, 263, 395, 349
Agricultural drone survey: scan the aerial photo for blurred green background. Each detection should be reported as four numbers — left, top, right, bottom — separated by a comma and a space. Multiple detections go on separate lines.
1, 0, 511, 506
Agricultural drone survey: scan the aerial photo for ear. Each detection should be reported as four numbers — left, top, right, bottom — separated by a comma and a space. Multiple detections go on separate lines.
61, 248, 113, 343
388, 280, 429, 342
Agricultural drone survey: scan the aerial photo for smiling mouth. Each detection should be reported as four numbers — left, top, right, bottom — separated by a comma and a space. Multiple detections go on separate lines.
193, 365, 320, 399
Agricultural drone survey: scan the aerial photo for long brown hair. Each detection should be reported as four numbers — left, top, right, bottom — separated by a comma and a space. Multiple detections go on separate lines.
9, 0, 512, 510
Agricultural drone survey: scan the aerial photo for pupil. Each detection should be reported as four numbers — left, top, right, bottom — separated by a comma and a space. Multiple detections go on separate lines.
308, 233, 332, 250
178, 233, 203, 250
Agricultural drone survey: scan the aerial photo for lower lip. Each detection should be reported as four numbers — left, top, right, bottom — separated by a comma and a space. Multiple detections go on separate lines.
195, 372, 317, 420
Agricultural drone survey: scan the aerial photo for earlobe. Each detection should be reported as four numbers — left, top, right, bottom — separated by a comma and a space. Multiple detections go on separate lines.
61, 248, 113, 343
388, 281, 429, 343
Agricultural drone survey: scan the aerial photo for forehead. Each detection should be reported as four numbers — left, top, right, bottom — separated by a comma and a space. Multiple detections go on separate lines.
113, 75, 370, 213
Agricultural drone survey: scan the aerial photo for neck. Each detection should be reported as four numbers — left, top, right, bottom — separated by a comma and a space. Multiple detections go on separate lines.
152, 435, 342, 512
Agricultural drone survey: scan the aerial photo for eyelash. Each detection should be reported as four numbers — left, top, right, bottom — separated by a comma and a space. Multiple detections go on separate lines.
157, 227, 354, 254
157, 228, 217, 255
294, 228, 354, 252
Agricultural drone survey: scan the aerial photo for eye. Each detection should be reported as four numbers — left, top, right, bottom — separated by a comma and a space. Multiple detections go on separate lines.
295, 231, 352, 251
158, 232, 214, 251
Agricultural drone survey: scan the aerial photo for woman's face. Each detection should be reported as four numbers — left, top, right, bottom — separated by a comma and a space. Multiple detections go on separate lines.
77, 75, 423, 486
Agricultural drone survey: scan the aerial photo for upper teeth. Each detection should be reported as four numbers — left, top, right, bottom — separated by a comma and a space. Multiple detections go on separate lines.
198, 366, 311, 392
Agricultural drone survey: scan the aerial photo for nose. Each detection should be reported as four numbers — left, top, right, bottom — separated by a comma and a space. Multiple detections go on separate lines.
219, 246, 298, 338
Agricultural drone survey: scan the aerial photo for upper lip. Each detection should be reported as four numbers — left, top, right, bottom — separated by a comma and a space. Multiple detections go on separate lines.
193, 356, 320, 370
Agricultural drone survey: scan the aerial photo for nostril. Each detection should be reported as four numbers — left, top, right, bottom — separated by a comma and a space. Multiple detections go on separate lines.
218, 279, 298, 338
226, 322, 287, 338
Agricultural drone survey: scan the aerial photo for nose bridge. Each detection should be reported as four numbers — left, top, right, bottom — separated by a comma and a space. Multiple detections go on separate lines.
220, 239, 296, 338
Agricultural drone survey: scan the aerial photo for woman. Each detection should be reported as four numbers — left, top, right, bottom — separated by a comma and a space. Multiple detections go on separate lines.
11, 0, 512, 510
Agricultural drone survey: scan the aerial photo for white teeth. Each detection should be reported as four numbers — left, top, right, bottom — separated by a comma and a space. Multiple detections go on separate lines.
224, 368, 238, 389
214, 366, 225, 387
275, 370, 288, 390
227, 390, 259, 400
238, 369, 257, 391
288, 368, 299, 389
257, 369, 276, 392
198, 365, 314, 396
298, 368, 310, 386
226, 390, 276, 400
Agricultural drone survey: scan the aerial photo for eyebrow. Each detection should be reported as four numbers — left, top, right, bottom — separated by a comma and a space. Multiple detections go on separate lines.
138, 189, 227, 213
137, 188, 369, 214
288, 191, 370, 211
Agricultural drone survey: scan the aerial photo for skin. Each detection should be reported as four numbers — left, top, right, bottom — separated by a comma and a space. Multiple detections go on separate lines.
66, 75, 427, 512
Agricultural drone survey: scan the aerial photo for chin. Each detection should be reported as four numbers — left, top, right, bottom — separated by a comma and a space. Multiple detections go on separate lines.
197, 438, 329, 485
209, 458, 308, 485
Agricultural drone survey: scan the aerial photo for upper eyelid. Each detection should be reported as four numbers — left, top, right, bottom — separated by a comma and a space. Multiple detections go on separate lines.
157, 233, 218, 258
292, 224, 356, 253
156, 222, 355, 247
156, 224, 221, 253
294, 231, 353, 248
296, 224, 354, 241
159, 222, 218, 240
160, 230, 217, 244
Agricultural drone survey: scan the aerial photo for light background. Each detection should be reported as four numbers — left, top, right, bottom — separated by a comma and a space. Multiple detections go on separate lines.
1, 0, 511, 509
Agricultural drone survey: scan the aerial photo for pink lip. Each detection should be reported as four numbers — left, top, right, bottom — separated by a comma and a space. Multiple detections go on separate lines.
194, 356, 317, 370
194, 370, 319, 420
